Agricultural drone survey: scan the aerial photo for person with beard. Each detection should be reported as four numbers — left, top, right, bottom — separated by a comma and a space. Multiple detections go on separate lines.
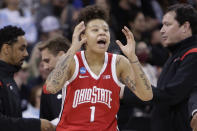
0, 25, 55, 131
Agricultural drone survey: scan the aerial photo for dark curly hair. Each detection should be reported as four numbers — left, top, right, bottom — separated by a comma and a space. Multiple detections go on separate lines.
77, 5, 109, 25
0, 25, 25, 50
166, 4, 197, 35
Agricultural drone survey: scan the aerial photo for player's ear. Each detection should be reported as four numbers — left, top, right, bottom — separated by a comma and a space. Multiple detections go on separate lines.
1, 44, 11, 56
182, 21, 191, 33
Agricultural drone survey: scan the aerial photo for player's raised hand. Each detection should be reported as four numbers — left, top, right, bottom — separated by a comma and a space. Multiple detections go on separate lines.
116, 26, 136, 58
71, 21, 87, 52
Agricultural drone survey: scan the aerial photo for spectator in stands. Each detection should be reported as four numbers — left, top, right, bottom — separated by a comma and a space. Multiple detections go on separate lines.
40, 15, 63, 41
23, 85, 42, 119
0, 0, 38, 44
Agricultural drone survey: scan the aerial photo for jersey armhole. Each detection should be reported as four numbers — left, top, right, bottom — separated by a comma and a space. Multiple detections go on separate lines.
67, 55, 79, 83
111, 54, 125, 88
57, 55, 79, 125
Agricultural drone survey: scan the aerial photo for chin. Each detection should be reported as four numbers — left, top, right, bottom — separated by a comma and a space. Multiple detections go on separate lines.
162, 40, 170, 47
97, 48, 107, 54
162, 43, 168, 47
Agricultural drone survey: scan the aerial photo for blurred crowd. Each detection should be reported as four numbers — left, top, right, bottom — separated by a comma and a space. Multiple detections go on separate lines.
0, 0, 197, 130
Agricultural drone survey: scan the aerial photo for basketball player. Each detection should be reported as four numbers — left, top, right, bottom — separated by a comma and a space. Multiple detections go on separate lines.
44, 5, 153, 130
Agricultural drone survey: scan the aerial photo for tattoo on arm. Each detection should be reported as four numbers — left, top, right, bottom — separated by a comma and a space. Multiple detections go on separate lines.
128, 59, 151, 90
136, 62, 151, 90
46, 54, 71, 91
124, 76, 136, 92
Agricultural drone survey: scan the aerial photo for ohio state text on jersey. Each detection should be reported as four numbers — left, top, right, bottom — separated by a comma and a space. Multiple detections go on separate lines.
56, 51, 125, 131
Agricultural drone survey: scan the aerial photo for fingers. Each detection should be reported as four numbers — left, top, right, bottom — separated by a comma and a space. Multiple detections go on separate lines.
80, 37, 87, 45
124, 26, 134, 39
122, 28, 129, 40
73, 21, 85, 38
121, 26, 134, 40
116, 40, 124, 49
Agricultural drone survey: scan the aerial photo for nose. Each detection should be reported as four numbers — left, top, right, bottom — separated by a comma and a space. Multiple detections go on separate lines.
99, 29, 107, 35
24, 49, 29, 57
160, 26, 165, 34
43, 63, 49, 71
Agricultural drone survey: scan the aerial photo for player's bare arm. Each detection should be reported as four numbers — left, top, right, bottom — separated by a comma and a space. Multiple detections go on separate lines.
116, 26, 153, 101
45, 21, 87, 94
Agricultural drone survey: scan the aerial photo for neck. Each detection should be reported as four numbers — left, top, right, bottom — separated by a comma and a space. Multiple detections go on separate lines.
182, 32, 192, 41
0, 55, 10, 64
84, 50, 105, 66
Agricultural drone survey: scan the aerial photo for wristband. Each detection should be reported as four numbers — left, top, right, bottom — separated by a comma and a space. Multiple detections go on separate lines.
43, 84, 50, 94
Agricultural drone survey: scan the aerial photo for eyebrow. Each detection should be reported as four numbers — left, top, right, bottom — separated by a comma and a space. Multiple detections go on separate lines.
21, 44, 27, 48
88, 25, 109, 28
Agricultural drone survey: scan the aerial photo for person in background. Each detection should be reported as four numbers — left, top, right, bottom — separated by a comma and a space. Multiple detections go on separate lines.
128, 8, 147, 43
149, 25, 169, 67
14, 61, 31, 111
136, 41, 157, 87
0, 0, 38, 44
0, 25, 54, 131
40, 15, 63, 41
118, 41, 157, 131
23, 85, 42, 119
38, 36, 70, 122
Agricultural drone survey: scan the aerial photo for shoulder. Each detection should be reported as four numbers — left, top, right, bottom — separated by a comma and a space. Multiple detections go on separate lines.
180, 47, 197, 61
115, 55, 131, 76
116, 55, 130, 67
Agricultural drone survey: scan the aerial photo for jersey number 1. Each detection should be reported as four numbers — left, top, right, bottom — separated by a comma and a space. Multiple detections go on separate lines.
90, 106, 95, 122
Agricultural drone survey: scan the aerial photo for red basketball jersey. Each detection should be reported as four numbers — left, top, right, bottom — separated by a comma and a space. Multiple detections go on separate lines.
56, 51, 125, 131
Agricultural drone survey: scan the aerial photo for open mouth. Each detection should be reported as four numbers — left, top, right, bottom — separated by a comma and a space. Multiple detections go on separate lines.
97, 39, 106, 44
97, 39, 107, 48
